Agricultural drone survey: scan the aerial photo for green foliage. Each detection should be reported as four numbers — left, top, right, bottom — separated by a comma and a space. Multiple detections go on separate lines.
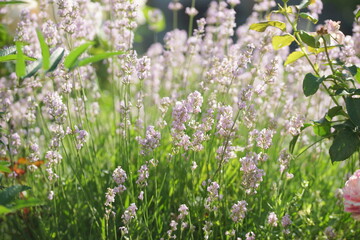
284, 51, 305, 65
271, 34, 295, 50
249, 21, 286, 32
36, 29, 50, 70
47, 47, 65, 72
329, 127, 360, 163
64, 41, 95, 70
76, 51, 124, 67
345, 97, 360, 128
143, 6, 166, 32
0, 1, 26, 5
0, 185, 31, 205
303, 73, 323, 97
299, 12, 318, 24
15, 42, 26, 78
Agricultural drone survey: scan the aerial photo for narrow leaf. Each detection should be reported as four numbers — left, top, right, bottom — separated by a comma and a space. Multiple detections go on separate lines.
299, 12, 318, 24
345, 97, 360, 128
23, 59, 42, 79
0, 205, 12, 215
284, 51, 305, 65
272, 34, 295, 50
0, 46, 16, 56
47, 48, 65, 73
77, 51, 124, 67
36, 29, 50, 70
355, 9, 360, 20
0, 54, 36, 62
0, 1, 26, 5
249, 21, 286, 32
329, 128, 360, 163
64, 41, 94, 69
289, 134, 299, 154
15, 42, 26, 78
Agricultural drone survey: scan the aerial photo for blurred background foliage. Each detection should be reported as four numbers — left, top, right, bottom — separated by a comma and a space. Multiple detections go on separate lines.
136, 0, 359, 53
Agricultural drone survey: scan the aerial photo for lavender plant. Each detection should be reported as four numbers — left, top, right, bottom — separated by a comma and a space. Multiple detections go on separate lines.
0, 0, 359, 239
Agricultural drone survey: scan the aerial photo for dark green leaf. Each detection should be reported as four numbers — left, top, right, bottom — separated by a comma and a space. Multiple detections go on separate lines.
327, 106, 345, 118
15, 42, 26, 78
303, 73, 323, 97
0, 46, 16, 56
0, 185, 31, 205
329, 128, 360, 163
345, 97, 360, 128
36, 29, 50, 70
249, 21, 286, 32
299, 12, 318, 24
77, 51, 124, 67
64, 41, 94, 69
299, 31, 319, 48
47, 48, 65, 73
289, 134, 299, 154
23, 59, 42, 79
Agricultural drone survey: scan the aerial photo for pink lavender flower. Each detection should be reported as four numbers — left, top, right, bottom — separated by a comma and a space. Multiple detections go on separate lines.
121, 203, 138, 224
240, 152, 265, 194
230, 200, 247, 222
281, 214, 292, 227
48, 191, 54, 200
256, 128, 274, 149
178, 204, 189, 220
136, 164, 149, 187
343, 169, 360, 220
324, 226, 336, 239
245, 231, 255, 240
267, 212, 278, 227
137, 126, 161, 155
205, 181, 220, 211
105, 188, 116, 207
285, 114, 304, 136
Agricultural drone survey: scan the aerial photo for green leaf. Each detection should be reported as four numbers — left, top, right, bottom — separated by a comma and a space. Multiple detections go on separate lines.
0, 54, 36, 62
0, 46, 16, 56
0, 185, 31, 205
289, 134, 299, 154
329, 128, 360, 163
345, 97, 360, 128
296, 0, 313, 10
312, 119, 331, 137
355, 9, 360, 20
299, 12, 318, 24
23, 59, 42, 79
0, 1, 26, 5
64, 41, 94, 69
303, 73, 323, 97
0, 161, 10, 166
272, 34, 295, 50
0, 205, 12, 215
284, 51, 305, 65
143, 6, 166, 32
15, 42, 26, 78
0, 165, 11, 173
47, 48, 65, 73
327, 106, 345, 119
249, 21, 286, 32
299, 31, 319, 48
77, 51, 124, 67
12, 198, 43, 210
36, 29, 50, 70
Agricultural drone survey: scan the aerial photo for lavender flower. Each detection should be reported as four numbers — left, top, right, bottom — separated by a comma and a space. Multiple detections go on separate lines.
230, 200, 248, 222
